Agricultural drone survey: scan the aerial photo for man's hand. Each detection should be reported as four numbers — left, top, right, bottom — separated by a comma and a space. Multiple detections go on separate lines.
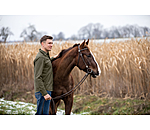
44, 94, 51, 101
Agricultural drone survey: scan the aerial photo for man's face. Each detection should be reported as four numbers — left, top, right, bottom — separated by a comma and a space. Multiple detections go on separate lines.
42, 39, 53, 52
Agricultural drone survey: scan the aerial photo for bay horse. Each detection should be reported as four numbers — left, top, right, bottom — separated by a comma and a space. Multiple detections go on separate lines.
50, 39, 101, 115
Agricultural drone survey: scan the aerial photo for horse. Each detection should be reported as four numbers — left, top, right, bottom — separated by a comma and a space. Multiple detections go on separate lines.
49, 39, 101, 115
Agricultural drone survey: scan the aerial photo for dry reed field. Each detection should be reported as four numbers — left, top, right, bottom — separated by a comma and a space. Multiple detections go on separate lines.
0, 38, 150, 102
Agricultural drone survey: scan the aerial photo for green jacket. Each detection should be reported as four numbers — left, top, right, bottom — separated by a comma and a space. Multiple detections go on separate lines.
34, 49, 54, 96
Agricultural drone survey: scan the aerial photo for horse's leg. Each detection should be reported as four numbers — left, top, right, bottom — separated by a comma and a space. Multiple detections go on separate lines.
63, 74, 74, 115
63, 94, 73, 115
54, 99, 60, 114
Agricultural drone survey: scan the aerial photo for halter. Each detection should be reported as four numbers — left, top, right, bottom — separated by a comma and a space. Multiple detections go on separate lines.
77, 45, 93, 74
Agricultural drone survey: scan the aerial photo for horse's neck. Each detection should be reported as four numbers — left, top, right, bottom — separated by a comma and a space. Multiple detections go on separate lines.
53, 48, 77, 79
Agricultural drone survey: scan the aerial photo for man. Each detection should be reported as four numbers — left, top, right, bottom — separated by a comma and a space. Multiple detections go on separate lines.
34, 35, 54, 115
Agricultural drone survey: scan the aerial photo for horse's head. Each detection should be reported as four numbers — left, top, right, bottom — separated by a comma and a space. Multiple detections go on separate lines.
76, 39, 101, 78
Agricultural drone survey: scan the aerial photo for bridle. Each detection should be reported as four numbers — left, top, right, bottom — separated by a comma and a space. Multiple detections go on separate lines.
77, 44, 93, 74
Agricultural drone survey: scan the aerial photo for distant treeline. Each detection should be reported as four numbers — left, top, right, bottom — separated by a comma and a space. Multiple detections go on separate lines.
75, 23, 150, 40
54, 23, 150, 40
0, 23, 150, 43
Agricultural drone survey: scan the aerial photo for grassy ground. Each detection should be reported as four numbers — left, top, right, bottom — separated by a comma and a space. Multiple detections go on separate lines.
58, 95, 150, 115
1, 94, 150, 115
0, 98, 36, 115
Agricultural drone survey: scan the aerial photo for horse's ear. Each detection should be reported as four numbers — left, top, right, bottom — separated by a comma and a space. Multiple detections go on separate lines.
86, 39, 89, 45
80, 40, 86, 49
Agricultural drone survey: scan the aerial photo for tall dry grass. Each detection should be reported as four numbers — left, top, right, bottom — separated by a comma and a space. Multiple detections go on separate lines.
0, 38, 150, 100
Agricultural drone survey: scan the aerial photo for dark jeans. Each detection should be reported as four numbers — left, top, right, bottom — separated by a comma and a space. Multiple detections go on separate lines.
35, 91, 52, 115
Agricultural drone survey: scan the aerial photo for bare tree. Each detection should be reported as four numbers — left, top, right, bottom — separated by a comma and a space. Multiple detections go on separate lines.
78, 23, 93, 39
129, 25, 141, 37
101, 29, 109, 39
121, 25, 131, 37
20, 24, 39, 42
92, 23, 103, 39
0, 27, 13, 43
78, 27, 87, 39
53, 32, 65, 40
109, 26, 121, 38
141, 26, 150, 37
57, 32, 65, 40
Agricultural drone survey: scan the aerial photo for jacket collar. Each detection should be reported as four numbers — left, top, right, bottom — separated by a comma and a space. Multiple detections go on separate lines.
39, 49, 49, 56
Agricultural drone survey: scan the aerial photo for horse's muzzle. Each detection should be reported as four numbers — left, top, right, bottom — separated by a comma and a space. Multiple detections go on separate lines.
90, 70, 99, 78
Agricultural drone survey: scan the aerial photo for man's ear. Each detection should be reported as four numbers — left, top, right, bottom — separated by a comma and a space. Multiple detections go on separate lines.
41, 41, 45, 46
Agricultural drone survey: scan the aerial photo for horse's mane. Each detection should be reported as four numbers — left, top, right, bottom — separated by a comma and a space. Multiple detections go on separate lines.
51, 43, 79, 62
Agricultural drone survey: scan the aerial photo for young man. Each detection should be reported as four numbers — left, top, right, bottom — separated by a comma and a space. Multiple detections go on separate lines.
34, 35, 54, 115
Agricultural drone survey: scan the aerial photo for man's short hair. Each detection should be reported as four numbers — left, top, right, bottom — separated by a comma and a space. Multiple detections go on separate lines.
40, 35, 53, 44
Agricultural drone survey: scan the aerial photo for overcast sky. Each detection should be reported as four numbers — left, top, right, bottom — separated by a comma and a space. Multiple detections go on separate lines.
0, 0, 150, 41
1, 15, 150, 41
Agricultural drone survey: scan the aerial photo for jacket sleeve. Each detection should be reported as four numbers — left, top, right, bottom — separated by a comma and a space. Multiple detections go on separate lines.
34, 57, 48, 96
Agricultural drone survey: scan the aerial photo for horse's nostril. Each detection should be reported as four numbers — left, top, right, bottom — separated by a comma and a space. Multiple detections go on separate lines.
95, 71, 100, 76
97, 72, 99, 75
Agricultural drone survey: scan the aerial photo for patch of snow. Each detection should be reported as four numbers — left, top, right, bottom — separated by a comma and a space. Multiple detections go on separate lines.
5, 110, 11, 114
30, 110, 36, 115
80, 112, 90, 115
0, 98, 90, 115
27, 106, 33, 110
